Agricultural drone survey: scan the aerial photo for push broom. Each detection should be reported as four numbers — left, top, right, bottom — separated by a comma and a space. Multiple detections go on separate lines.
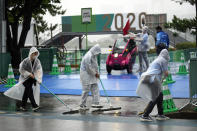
39, 82, 79, 114
92, 78, 121, 113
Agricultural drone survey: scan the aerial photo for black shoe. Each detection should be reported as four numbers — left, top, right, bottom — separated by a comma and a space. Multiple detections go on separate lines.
80, 105, 89, 110
20, 106, 27, 111
139, 115, 153, 122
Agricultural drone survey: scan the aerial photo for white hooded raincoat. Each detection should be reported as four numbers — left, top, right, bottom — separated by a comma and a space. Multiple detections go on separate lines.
80, 44, 101, 85
136, 49, 169, 101
4, 47, 43, 105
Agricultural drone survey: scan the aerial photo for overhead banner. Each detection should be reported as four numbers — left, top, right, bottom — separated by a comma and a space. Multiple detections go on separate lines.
62, 12, 146, 33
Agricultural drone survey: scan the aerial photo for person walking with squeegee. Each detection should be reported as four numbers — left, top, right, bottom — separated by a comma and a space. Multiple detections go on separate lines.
4, 47, 43, 112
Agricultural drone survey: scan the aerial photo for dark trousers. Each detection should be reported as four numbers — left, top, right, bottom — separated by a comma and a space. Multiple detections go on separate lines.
143, 92, 163, 117
156, 43, 168, 55
22, 78, 38, 108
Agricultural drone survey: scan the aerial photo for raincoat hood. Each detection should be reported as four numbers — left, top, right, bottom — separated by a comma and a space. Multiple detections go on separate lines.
90, 44, 101, 56
28, 47, 40, 59
80, 44, 100, 85
158, 49, 170, 61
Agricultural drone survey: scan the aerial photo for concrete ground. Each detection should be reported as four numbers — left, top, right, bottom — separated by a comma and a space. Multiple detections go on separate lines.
0, 93, 197, 131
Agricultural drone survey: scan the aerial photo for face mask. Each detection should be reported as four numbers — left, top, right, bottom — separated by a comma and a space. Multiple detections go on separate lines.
32, 55, 36, 60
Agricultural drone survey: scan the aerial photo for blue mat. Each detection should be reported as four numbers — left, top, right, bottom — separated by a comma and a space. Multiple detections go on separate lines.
0, 74, 189, 98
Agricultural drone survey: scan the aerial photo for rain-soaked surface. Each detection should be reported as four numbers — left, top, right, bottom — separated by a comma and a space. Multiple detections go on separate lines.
0, 93, 197, 131
0, 63, 196, 131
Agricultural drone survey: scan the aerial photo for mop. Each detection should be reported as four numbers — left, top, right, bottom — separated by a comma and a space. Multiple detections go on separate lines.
39, 83, 79, 114
92, 78, 121, 113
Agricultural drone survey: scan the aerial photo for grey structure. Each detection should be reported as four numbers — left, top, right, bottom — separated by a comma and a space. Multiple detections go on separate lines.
0, 0, 6, 53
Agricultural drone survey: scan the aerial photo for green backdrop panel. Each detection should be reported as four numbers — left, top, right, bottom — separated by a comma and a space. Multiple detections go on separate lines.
189, 58, 197, 98
0, 53, 11, 77
71, 15, 96, 32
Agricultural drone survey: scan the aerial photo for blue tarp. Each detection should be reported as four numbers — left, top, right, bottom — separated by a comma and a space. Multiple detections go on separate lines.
0, 74, 189, 98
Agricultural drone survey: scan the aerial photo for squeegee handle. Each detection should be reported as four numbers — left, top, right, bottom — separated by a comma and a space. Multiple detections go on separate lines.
99, 78, 111, 104
39, 82, 70, 109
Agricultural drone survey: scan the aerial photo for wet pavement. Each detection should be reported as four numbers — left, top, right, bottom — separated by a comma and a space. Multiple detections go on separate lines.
1, 112, 197, 131
1, 93, 197, 131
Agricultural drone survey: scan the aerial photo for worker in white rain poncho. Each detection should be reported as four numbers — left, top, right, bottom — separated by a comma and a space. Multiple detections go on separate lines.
136, 49, 170, 121
136, 26, 149, 72
4, 47, 43, 111
80, 44, 102, 110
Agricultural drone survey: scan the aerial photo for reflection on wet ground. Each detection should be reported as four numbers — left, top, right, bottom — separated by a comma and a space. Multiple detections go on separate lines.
1, 93, 197, 131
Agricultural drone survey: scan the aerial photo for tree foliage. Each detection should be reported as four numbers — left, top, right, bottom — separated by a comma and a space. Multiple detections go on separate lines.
49, 23, 58, 38
172, 0, 196, 5
168, 0, 197, 47
6, 0, 66, 68
165, 15, 196, 33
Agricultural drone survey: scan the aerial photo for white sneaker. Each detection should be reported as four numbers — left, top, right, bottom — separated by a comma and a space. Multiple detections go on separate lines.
80, 105, 89, 110
32, 106, 39, 111
155, 115, 170, 120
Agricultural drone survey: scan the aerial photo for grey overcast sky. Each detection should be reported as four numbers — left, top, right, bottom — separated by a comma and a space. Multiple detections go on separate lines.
44, 0, 196, 25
